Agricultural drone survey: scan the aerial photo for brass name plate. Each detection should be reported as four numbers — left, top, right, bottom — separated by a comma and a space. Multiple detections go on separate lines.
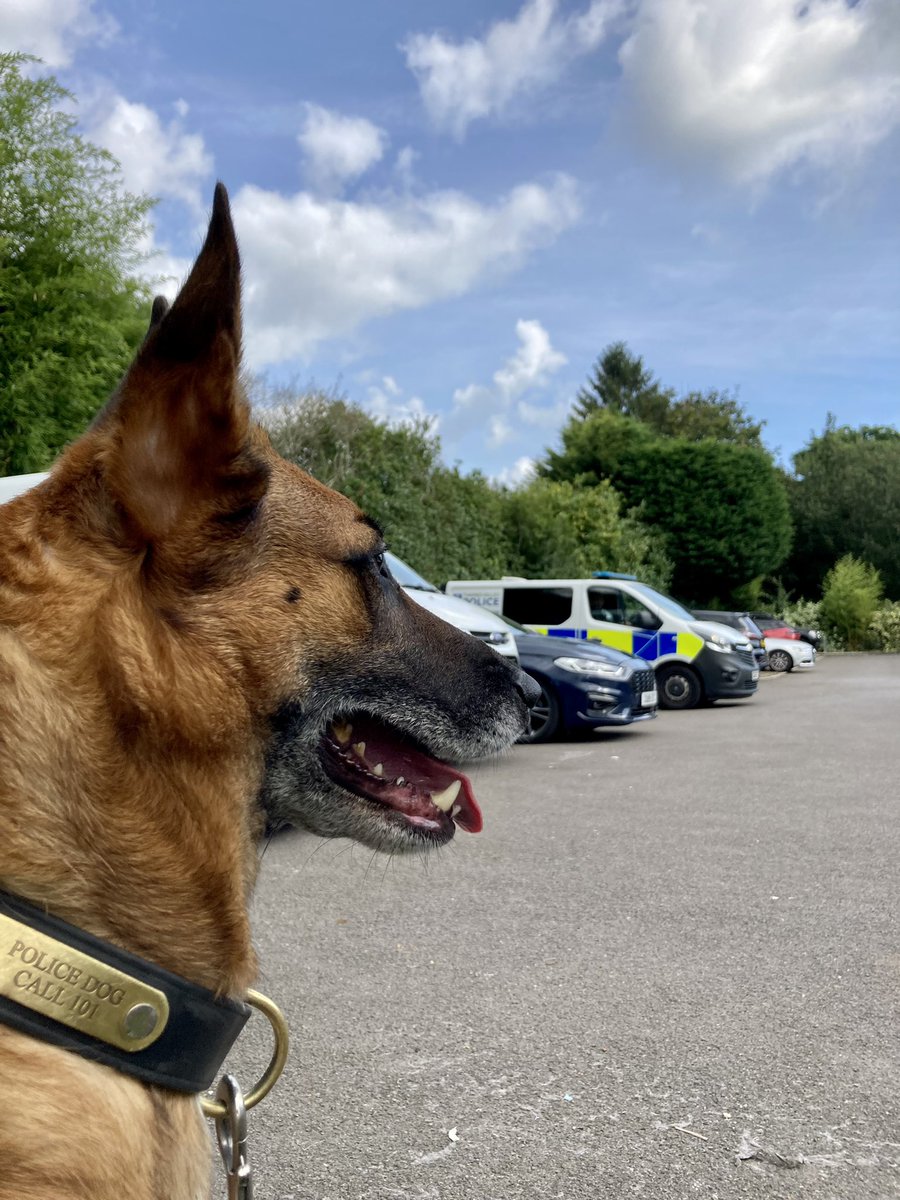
0, 913, 170, 1052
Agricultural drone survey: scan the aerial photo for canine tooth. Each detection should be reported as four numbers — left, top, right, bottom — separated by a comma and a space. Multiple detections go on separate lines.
396, 776, 406, 787
431, 780, 462, 813
332, 722, 352, 745
373, 763, 384, 777
352, 741, 366, 758
451, 804, 461, 819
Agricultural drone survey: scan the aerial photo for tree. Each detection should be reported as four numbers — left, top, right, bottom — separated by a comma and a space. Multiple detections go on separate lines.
504, 477, 672, 589
573, 341, 673, 426
0, 54, 152, 474
258, 381, 513, 585
541, 409, 792, 602
660, 388, 765, 448
785, 419, 900, 599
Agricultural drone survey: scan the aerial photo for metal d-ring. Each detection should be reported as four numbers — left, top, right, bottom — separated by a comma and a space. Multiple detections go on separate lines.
201, 988, 290, 1119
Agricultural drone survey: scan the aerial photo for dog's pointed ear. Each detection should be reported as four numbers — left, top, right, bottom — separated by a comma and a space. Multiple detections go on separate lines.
99, 183, 267, 542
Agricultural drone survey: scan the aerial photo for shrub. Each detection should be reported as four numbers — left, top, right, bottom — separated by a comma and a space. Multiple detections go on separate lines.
819, 556, 883, 650
868, 602, 900, 653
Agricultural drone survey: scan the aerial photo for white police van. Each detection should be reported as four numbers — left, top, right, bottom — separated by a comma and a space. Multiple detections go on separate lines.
445, 573, 758, 709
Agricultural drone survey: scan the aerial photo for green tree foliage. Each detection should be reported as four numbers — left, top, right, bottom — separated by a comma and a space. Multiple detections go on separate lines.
541, 410, 791, 602
786, 419, 900, 599
0, 54, 152, 473
573, 341, 673, 426
660, 388, 764, 447
819, 555, 883, 650
259, 382, 511, 585
259, 383, 670, 589
573, 343, 764, 447
504, 478, 672, 589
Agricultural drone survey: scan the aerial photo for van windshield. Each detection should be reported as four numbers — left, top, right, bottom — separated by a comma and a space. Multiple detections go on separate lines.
630, 582, 695, 622
384, 552, 439, 592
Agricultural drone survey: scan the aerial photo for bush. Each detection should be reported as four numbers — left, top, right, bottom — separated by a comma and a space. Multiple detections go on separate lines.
819, 556, 883, 650
868, 602, 900, 653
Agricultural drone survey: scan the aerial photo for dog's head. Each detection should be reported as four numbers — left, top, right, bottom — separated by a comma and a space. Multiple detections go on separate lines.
2, 185, 534, 868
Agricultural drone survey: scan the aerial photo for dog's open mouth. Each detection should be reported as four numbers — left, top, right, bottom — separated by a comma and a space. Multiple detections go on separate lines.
319, 715, 483, 837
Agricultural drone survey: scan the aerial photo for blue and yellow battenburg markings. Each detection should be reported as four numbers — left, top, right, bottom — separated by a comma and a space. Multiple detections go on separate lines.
530, 628, 704, 662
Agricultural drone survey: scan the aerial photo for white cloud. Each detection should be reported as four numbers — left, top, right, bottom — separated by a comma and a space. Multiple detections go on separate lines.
494, 318, 568, 397
619, 0, 900, 189
493, 456, 537, 487
84, 93, 213, 210
0, 0, 116, 67
298, 104, 387, 193
403, 0, 624, 137
232, 176, 580, 365
445, 319, 568, 454
366, 380, 439, 433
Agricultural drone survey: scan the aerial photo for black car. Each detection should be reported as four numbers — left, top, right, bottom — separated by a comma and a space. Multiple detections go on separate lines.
501, 619, 658, 743
692, 610, 768, 669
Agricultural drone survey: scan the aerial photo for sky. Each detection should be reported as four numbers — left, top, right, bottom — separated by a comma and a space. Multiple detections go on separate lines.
2, 0, 899, 483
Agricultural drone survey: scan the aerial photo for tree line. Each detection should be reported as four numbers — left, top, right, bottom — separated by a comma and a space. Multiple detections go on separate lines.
3, 54, 899, 640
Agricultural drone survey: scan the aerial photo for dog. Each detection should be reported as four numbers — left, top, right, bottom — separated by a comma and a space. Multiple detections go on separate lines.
0, 183, 536, 1200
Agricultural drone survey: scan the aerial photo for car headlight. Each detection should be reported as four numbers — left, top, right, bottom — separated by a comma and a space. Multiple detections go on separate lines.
484, 631, 509, 645
554, 656, 626, 678
704, 636, 734, 654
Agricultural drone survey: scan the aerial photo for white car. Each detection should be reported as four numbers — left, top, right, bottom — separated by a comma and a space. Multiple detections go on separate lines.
386, 553, 519, 662
765, 636, 816, 672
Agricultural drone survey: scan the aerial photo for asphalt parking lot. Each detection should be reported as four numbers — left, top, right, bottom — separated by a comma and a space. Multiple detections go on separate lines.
227, 654, 900, 1200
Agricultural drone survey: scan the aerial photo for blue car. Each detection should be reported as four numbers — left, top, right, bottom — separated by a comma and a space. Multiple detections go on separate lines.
505, 621, 658, 743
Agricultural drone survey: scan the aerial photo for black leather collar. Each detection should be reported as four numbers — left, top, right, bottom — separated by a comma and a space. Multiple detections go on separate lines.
0, 890, 249, 1093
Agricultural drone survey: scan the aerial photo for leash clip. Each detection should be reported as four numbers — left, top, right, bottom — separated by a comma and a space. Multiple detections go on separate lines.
215, 1073, 253, 1199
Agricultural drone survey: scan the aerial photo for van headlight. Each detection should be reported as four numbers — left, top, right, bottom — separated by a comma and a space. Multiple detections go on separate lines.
554, 656, 626, 678
704, 635, 734, 654
484, 631, 510, 645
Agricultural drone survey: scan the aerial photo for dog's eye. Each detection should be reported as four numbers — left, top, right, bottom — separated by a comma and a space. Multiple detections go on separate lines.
374, 550, 389, 577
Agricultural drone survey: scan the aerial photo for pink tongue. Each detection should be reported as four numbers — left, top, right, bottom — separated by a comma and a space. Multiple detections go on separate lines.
347, 718, 483, 834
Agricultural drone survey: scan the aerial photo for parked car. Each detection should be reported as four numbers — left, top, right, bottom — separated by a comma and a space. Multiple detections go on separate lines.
385, 552, 519, 662
751, 613, 826, 652
764, 636, 816, 672
497, 617, 657, 742
692, 610, 768, 670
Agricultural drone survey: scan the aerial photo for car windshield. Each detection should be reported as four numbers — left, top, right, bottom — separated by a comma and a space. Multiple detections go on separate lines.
383, 551, 439, 592
630, 582, 695, 622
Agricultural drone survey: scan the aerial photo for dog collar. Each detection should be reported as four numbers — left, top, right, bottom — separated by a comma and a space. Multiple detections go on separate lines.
0, 890, 250, 1093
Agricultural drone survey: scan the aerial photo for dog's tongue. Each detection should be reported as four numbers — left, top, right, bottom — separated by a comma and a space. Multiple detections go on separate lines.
329, 716, 483, 833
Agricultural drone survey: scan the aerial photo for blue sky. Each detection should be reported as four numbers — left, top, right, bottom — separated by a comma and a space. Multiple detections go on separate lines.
3, 0, 899, 481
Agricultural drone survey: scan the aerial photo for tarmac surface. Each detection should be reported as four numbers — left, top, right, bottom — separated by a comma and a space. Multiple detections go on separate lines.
222, 654, 900, 1199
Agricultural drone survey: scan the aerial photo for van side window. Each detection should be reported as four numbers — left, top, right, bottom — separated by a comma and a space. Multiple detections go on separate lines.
589, 587, 660, 631
502, 587, 573, 625
588, 587, 626, 624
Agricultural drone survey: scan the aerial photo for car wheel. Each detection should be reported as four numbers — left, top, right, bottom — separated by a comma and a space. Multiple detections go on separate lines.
518, 677, 561, 743
768, 648, 793, 672
657, 664, 703, 710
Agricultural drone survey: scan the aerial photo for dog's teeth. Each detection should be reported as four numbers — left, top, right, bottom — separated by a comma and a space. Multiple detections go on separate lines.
396, 776, 405, 787
431, 780, 461, 812
352, 741, 366, 758
451, 803, 461, 819
373, 763, 384, 777
332, 722, 352, 745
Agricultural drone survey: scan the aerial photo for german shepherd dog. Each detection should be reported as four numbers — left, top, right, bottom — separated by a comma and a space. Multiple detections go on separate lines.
0, 185, 536, 1199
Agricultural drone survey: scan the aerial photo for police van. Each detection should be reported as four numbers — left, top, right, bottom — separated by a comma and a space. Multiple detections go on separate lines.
445, 573, 758, 709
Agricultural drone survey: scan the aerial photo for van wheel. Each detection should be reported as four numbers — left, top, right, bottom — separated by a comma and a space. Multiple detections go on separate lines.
657, 664, 703, 710
768, 649, 792, 672
518, 678, 560, 743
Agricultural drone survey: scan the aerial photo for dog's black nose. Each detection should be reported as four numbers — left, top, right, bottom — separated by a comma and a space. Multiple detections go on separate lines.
515, 668, 542, 709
